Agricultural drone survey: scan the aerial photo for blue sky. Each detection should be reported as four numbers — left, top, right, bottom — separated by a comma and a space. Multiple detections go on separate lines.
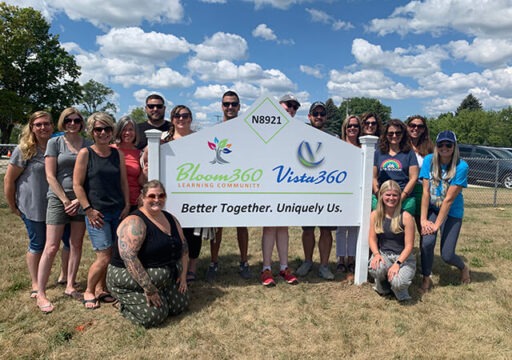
10, 0, 512, 127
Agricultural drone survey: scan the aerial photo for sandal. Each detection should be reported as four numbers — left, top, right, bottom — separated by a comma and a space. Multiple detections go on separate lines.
83, 298, 100, 310
38, 301, 54, 314
97, 292, 116, 303
186, 271, 196, 284
336, 263, 347, 273
30, 290, 38, 299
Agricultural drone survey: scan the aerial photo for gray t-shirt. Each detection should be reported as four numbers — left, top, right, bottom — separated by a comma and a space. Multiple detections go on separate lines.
45, 135, 91, 198
9, 146, 48, 222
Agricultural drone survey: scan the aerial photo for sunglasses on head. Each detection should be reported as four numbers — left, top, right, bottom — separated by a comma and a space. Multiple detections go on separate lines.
146, 193, 166, 200
364, 121, 377, 126
33, 121, 52, 128
222, 101, 239, 108
437, 142, 454, 149
64, 117, 82, 125
147, 104, 164, 110
173, 113, 191, 119
285, 101, 299, 110
408, 123, 425, 129
387, 131, 402, 137
311, 111, 326, 117
93, 126, 113, 134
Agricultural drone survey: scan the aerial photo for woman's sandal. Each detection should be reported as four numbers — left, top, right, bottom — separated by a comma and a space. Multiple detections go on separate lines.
336, 263, 347, 273
186, 271, 196, 284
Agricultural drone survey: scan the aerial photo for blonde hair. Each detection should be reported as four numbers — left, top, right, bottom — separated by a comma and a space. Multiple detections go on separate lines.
86, 112, 115, 140
340, 115, 361, 146
57, 107, 84, 132
374, 180, 403, 234
430, 141, 460, 188
19, 111, 52, 161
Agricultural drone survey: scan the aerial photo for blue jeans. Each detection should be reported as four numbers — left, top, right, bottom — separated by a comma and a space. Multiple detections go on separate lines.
21, 213, 46, 254
85, 210, 121, 251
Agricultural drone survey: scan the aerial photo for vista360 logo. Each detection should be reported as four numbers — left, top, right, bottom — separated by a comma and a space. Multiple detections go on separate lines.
297, 141, 324, 168
208, 137, 232, 164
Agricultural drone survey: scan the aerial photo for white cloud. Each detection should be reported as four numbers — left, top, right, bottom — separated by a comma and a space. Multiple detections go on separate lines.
194, 85, 231, 100
247, 0, 303, 10
367, 0, 512, 38
300, 65, 323, 79
447, 38, 512, 67
200, 0, 226, 3
252, 24, 278, 41
133, 89, 170, 106
306, 8, 353, 31
194, 32, 248, 61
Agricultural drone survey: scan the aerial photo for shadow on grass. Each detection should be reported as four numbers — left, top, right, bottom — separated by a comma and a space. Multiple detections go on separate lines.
427, 255, 496, 287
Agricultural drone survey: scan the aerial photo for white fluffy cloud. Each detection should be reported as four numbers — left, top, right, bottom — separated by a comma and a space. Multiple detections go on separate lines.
300, 65, 323, 79
252, 24, 278, 41
194, 32, 248, 61
447, 38, 512, 67
306, 8, 353, 31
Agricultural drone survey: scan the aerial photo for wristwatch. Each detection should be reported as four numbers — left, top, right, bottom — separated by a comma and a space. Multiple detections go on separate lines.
396, 260, 403, 267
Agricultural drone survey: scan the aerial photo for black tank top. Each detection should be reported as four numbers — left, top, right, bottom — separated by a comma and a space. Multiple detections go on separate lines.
110, 209, 183, 268
377, 215, 405, 254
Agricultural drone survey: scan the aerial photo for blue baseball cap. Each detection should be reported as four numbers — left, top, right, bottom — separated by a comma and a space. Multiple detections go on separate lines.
436, 130, 457, 144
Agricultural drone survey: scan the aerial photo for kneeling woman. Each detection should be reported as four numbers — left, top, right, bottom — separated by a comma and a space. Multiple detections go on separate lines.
107, 180, 189, 327
369, 180, 416, 301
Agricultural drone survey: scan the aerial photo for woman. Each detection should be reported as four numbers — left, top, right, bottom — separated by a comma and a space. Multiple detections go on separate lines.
74, 112, 130, 309
368, 180, 416, 301
373, 119, 418, 215
406, 115, 434, 229
3, 112, 65, 303
113, 116, 145, 212
419, 131, 470, 292
107, 180, 189, 327
37, 108, 90, 313
361, 112, 382, 138
335, 115, 362, 279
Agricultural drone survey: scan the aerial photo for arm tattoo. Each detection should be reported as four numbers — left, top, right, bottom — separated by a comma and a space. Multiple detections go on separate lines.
181, 240, 189, 256
118, 216, 157, 293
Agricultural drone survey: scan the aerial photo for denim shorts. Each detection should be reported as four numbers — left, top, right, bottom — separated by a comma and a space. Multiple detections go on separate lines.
86, 210, 121, 251
46, 194, 85, 225
21, 212, 46, 254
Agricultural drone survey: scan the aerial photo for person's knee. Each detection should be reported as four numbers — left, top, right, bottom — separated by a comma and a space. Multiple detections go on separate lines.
441, 250, 456, 264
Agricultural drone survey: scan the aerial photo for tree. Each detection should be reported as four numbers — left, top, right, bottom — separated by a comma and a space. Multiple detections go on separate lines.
0, 3, 81, 142
339, 97, 392, 124
130, 107, 147, 123
79, 79, 117, 118
456, 93, 482, 115
323, 98, 342, 136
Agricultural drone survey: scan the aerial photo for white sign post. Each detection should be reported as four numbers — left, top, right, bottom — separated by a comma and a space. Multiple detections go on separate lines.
147, 94, 377, 284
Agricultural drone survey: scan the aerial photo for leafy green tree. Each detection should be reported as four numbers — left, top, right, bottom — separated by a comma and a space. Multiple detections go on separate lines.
130, 107, 147, 124
324, 98, 342, 136
339, 97, 392, 124
0, 3, 81, 142
79, 79, 117, 118
456, 93, 482, 115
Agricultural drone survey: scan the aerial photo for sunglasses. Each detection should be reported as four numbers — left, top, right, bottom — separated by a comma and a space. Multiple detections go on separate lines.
33, 122, 52, 128
387, 131, 403, 137
64, 117, 82, 125
93, 126, 113, 134
146, 193, 166, 200
437, 142, 454, 149
222, 101, 239, 108
408, 123, 425, 129
364, 121, 377, 127
347, 124, 360, 129
147, 104, 164, 110
285, 101, 299, 110
311, 111, 326, 117
173, 113, 191, 119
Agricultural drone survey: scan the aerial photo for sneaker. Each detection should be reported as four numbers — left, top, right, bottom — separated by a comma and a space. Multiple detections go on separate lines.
239, 262, 253, 279
295, 261, 312, 277
318, 265, 335, 280
279, 268, 299, 285
205, 263, 218, 283
260, 269, 276, 287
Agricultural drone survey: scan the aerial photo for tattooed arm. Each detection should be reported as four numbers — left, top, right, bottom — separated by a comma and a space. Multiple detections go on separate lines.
172, 215, 189, 293
117, 215, 162, 307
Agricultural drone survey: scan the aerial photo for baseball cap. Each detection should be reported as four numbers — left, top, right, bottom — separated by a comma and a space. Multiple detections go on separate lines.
309, 101, 326, 114
436, 130, 457, 144
279, 94, 301, 107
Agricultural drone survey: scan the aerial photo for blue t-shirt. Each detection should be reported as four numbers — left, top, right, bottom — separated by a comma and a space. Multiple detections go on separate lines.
374, 150, 418, 190
419, 154, 468, 218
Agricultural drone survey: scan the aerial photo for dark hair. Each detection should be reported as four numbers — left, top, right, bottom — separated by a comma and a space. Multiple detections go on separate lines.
361, 112, 382, 137
379, 119, 411, 153
405, 115, 434, 157
170, 105, 193, 121
222, 90, 239, 103
145, 94, 165, 104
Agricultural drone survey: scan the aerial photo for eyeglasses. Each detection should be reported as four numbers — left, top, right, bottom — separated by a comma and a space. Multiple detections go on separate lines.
93, 126, 113, 134
437, 142, 454, 149
33, 122, 52, 128
364, 121, 377, 127
311, 111, 326, 117
347, 124, 360, 129
64, 118, 82, 125
173, 113, 191, 119
222, 102, 239, 108
285, 101, 299, 110
146, 193, 166, 200
387, 131, 403, 137
146, 104, 164, 110
408, 123, 425, 129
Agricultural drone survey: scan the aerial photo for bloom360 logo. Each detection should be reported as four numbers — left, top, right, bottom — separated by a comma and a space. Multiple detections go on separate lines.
208, 137, 232, 164
297, 141, 324, 168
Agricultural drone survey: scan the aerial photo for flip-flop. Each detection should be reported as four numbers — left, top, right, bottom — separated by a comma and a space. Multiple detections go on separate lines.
65, 291, 84, 301
83, 298, 100, 310
30, 290, 38, 299
97, 292, 116, 303
38, 302, 54, 313
186, 271, 196, 284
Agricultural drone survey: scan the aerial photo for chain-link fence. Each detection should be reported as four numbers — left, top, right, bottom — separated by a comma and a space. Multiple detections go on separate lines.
0, 144, 16, 158
461, 157, 512, 207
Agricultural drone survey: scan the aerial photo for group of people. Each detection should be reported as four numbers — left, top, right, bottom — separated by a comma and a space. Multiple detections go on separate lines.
4, 90, 470, 327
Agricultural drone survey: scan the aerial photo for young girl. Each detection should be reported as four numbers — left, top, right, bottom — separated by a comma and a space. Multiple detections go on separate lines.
368, 180, 416, 301
419, 131, 470, 292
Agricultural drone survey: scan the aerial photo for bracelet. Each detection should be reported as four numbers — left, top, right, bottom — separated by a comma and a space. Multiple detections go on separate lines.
83, 205, 92, 212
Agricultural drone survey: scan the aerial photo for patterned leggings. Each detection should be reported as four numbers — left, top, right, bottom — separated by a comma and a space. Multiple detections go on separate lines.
107, 264, 189, 328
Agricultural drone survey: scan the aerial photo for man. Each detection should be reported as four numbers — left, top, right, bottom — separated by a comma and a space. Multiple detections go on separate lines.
295, 101, 337, 280
137, 94, 172, 150
258, 94, 301, 287
206, 90, 252, 282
